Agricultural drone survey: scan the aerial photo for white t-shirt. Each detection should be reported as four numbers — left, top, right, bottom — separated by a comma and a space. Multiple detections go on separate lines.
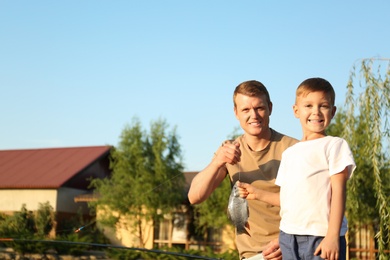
275, 136, 356, 236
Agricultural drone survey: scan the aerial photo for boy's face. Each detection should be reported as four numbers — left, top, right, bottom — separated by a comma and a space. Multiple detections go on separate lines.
234, 93, 272, 138
293, 90, 336, 139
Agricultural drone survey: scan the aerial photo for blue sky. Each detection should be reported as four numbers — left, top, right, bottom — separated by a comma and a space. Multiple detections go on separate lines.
1, 1, 389, 171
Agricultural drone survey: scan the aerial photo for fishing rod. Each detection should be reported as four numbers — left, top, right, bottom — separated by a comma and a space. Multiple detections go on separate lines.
0, 238, 222, 260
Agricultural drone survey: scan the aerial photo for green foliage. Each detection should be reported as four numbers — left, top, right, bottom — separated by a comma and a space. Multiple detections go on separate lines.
89, 117, 185, 247
227, 126, 243, 140
332, 58, 390, 259
53, 233, 92, 256
0, 204, 109, 256
328, 111, 381, 224
0, 204, 36, 239
106, 246, 238, 260
0, 203, 236, 258
35, 202, 55, 237
193, 175, 232, 234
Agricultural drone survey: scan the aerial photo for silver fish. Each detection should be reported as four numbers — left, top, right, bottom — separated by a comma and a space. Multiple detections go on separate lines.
227, 181, 249, 234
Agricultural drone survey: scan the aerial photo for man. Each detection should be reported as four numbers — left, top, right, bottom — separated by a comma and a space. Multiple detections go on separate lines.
188, 80, 298, 260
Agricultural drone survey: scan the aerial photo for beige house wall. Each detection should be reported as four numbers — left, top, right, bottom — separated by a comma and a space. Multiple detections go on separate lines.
96, 207, 238, 253
0, 189, 57, 211
96, 208, 154, 249
0, 188, 89, 214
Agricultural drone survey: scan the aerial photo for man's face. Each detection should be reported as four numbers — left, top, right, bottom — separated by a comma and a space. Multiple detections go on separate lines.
234, 93, 272, 138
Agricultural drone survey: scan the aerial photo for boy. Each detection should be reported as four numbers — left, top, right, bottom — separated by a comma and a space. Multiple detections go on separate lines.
238, 77, 356, 260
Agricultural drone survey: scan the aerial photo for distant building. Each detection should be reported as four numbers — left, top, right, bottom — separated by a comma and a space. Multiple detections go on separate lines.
0, 145, 112, 234
0, 146, 235, 253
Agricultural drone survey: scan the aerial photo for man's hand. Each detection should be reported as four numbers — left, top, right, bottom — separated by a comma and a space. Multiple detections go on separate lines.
214, 140, 241, 167
262, 238, 282, 260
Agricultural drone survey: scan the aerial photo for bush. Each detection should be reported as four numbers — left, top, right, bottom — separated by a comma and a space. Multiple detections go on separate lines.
105, 246, 238, 260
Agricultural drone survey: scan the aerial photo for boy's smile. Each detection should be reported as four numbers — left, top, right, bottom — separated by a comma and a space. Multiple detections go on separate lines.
293, 91, 336, 141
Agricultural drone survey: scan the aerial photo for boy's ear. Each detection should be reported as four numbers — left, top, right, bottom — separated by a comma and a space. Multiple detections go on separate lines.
293, 104, 299, 118
331, 106, 337, 118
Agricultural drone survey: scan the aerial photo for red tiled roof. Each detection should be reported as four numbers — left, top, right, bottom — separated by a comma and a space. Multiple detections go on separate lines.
0, 146, 111, 189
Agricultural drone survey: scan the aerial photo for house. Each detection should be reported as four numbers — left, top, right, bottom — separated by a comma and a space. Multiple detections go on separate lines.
75, 170, 235, 253
0, 147, 235, 253
0, 145, 112, 233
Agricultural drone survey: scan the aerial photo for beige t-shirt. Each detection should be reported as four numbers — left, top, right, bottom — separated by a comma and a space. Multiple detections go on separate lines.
225, 129, 298, 259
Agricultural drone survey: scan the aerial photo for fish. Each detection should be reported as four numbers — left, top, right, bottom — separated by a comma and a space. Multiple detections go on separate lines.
227, 181, 249, 235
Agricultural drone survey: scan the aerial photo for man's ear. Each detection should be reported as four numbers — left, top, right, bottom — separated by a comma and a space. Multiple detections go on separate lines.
268, 101, 273, 116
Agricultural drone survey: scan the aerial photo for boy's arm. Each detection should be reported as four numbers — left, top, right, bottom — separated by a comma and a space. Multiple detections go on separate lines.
314, 166, 349, 259
237, 181, 280, 206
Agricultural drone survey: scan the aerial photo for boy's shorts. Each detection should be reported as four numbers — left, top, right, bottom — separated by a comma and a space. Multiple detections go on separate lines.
279, 230, 346, 260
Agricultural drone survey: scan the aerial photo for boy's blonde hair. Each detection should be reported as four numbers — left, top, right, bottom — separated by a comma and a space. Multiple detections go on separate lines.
296, 77, 335, 106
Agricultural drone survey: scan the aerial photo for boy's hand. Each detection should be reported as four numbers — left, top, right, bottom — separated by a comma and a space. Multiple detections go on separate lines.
314, 236, 339, 260
237, 181, 258, 200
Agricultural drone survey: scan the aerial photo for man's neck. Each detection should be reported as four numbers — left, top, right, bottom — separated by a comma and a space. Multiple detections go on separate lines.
244, 128, 272, 152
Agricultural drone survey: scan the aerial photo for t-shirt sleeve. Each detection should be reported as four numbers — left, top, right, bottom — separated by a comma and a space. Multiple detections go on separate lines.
275, 152, 287, 187
329, 138, 356, 178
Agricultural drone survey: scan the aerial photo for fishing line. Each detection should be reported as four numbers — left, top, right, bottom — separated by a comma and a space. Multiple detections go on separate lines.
0, 238, 222, 260
238, 161, 242, 181
145, 171, 184, 194
233, 141, 241, 181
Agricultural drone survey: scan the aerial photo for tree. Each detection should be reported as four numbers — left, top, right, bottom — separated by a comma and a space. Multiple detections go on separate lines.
0, 203, 56, 255
35, 202, 55, 237
90, 117, 185, 247
328, 110, 389, 243
334, 58, 390, 259
193, 175, 232, 234
0, 204, 35, 238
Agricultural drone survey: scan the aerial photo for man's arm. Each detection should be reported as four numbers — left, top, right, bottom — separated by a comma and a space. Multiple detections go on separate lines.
187, 163, 227, 204
188, 141, 241, 204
